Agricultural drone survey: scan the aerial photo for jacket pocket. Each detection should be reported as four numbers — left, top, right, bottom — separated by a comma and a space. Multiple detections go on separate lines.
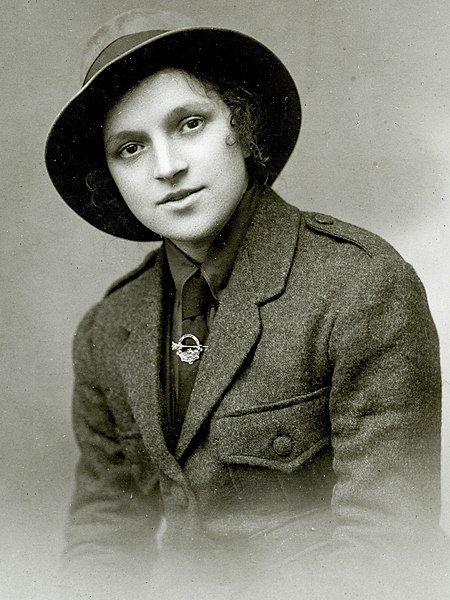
211, 387, 331, 473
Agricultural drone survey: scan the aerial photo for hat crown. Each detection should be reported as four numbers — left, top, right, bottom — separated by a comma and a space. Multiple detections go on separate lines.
81, 9, 195, 84
83, 30, 167, 85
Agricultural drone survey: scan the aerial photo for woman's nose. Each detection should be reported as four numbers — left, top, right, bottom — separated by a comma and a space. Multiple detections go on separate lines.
152, 139, 188, 181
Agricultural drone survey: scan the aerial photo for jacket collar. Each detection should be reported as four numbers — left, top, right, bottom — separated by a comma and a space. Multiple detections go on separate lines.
164, 181, 261, 302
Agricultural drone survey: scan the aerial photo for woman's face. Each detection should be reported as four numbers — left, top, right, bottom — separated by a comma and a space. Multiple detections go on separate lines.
103, 68, 249, 260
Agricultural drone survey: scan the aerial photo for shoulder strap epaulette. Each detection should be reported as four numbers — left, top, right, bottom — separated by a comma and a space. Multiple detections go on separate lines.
304, 212, 399, 259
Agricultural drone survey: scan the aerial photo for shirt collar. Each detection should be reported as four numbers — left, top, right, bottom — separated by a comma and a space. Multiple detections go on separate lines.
165, 182, 261, 300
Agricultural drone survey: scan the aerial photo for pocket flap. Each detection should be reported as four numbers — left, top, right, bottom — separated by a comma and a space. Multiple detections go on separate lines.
212, 388, 331, 472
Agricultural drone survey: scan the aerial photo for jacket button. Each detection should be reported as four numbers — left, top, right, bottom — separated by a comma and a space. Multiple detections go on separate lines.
272, 435, 293, 457
314, 214, 334, 225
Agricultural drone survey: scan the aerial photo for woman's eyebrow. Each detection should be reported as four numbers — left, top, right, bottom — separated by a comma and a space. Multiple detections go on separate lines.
165, 100, 215, 121
104, 130, 142, 148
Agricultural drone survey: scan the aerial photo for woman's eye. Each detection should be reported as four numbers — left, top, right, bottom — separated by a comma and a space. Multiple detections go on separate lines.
118, 143, 142, 158
181, 117, 204, 132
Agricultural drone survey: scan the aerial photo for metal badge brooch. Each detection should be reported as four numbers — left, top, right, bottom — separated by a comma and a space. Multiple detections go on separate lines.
171, 334, 208, 365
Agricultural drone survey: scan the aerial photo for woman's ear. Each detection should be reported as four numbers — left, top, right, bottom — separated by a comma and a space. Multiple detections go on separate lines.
225, 129, 251, 158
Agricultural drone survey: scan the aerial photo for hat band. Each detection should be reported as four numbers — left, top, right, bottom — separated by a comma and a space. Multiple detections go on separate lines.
83, 29, 168, 85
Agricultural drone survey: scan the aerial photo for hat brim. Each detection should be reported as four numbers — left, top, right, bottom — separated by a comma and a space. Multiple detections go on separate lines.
45, 28, 301, 241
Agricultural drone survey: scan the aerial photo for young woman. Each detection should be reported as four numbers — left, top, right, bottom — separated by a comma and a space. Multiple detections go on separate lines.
46, 10, 447, 600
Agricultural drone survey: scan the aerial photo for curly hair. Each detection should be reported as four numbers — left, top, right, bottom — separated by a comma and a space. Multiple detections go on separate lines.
197, 75, 270, 182
85, 69, 271, 225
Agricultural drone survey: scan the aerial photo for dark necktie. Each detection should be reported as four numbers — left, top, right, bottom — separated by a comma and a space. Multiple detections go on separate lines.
172, 269, 214, 439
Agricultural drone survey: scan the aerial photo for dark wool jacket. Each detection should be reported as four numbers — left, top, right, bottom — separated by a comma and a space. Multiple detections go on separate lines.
64, 188, 445, 600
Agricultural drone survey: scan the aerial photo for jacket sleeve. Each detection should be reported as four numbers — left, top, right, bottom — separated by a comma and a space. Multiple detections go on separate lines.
328, 258, 441, 545
60, 306, 161, 600
276, 257, 447, 599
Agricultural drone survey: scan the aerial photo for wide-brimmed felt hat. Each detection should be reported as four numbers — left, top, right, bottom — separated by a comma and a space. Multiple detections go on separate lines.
45, 19, 301, 241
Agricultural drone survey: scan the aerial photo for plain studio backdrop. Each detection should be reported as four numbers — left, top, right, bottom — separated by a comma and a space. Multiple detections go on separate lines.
1, 1, 449, 597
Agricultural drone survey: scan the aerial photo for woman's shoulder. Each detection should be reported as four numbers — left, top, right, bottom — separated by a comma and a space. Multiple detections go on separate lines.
300, 211, 404, 264
105, 248, 161, 296
74, 247, 163, 343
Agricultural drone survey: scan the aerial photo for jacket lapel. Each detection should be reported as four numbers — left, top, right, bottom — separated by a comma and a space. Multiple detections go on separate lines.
175, 188, 301, 459
117, 250, 183, 480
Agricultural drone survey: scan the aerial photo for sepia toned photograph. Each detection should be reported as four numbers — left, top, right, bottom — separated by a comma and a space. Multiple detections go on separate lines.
2, 1, 449, 599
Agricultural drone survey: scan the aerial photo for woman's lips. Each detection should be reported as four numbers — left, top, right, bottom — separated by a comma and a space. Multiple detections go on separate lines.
159, 187, 203, 205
